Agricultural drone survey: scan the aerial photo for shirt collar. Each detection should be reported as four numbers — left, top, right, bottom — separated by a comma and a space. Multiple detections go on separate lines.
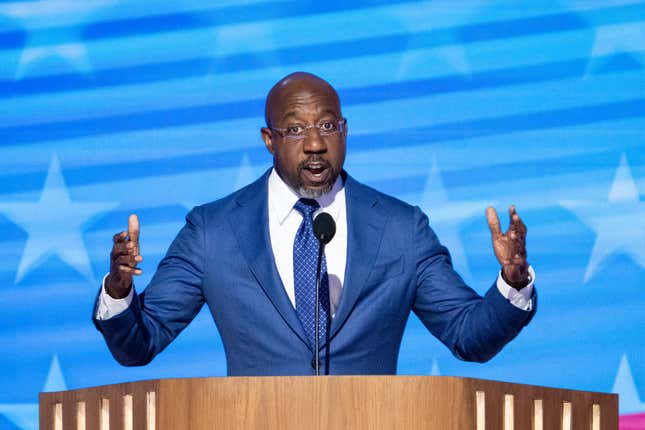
268, 168, 344, 225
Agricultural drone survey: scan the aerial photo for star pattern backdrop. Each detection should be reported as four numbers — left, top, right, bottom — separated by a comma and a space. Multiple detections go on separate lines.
0, 1, 644, 428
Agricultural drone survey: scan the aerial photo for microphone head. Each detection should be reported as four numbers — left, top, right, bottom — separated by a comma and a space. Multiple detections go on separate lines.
313, 212, 336, 245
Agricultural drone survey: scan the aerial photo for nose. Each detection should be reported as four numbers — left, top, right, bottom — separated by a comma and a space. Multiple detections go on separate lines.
302, 127, 327, 154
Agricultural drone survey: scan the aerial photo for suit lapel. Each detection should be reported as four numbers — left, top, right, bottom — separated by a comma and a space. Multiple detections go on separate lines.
228, 171, 310, 349
329, 175, 387, 339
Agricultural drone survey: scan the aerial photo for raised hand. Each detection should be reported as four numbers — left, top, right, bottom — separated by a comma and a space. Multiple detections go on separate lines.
106, 214, 143, 298
486, 205, 530, 289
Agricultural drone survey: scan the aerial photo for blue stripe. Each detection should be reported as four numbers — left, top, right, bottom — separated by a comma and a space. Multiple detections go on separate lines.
0, 149, 270, 195
0, 98, 264, 144
0, 115, 640, 199
1, 55, 641, 143
82, 1, 413, 40
455, 11, 587, 43
1, 34, 410, 97
0, 2, 612, 51
0, 29, 25, 50
339, 57, 641, 105
0, 0, 411, 50
439, 151, 627, 189
85, 204, 189, 233
348, 99, 645, 151
3, 21, 642, 100
0, 57, 212, 97
5, 2, 645, 98
3, 2, 643, 53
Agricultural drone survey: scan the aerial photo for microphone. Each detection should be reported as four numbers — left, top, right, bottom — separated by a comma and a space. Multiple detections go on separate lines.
313, 212, 336, 244
312, 212, 336, 375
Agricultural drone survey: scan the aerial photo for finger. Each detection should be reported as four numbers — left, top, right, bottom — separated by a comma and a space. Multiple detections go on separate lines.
486, 207, 502, 238
116, 255, 136, 267
111, 247, 127, 261
113, 231, 127, 243
111, 242, 135, 258
118, 265, 143, 275
128, 214, 139, 249
516, 215, 527, 237
116, 255, 143, 266
509, 205, 528, 233
507, 205, 517, 231
510, 205, 520, 225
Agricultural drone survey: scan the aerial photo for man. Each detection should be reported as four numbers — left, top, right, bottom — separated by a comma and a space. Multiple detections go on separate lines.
94, 72, 536, 375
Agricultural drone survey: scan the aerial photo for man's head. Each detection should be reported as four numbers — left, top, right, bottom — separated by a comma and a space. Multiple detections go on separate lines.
261, 72, 347, 198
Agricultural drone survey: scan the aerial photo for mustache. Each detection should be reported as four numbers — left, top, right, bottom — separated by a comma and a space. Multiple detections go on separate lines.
298, 156, 331, 170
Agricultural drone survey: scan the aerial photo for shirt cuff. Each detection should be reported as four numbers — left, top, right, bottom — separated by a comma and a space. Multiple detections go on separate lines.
95, 273, 134, 320
496, 265, 535, 311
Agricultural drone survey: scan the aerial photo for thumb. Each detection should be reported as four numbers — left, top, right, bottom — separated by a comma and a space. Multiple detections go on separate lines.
486, 206, 502, 239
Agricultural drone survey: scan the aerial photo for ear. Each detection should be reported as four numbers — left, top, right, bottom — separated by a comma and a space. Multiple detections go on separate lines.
261, 127, 274, 154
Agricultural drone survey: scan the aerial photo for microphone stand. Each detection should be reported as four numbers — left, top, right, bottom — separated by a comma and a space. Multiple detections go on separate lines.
312, 211, 335, 376
314, 241, 324, 376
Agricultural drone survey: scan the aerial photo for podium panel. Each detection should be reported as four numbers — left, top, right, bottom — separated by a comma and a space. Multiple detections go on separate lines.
40, 376, 618, 429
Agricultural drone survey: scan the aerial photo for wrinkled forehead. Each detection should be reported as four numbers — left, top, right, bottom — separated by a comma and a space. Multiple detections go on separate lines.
274, 90, 341, 124
265, 79, 341, 125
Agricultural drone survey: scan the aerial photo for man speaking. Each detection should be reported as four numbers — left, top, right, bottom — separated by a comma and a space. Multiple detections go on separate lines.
93, 72, 536, 375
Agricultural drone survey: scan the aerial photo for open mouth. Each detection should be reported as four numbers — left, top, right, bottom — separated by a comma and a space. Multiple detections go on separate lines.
301, 163, 330, 185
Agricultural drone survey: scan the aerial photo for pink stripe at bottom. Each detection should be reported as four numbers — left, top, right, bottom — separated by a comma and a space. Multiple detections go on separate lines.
620, 413, 645, 430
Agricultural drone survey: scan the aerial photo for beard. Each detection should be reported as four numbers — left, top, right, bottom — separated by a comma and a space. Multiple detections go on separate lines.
274, 155, 339, 199
294, 155, 337, 198
297, 182, 333, 198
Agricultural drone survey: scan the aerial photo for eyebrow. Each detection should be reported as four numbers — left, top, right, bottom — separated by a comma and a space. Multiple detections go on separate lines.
279, 111, 298, 123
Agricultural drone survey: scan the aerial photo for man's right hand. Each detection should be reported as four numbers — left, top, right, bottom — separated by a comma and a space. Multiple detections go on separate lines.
106, 214, 143, 299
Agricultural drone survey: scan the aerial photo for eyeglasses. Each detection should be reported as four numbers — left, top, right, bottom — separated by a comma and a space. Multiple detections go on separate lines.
269, 118, 346, 141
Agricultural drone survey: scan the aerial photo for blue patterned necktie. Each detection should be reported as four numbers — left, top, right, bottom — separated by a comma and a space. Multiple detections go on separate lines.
293, 198, 330, 349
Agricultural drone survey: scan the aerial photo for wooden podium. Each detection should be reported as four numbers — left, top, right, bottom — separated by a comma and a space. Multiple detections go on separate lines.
39, 376, 618, 429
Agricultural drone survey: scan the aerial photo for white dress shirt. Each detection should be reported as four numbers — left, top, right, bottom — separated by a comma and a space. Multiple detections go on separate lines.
267, 168, 347, 316
96, 169, 534, 319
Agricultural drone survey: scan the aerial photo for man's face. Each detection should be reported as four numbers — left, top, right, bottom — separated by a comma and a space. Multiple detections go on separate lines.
261, 76, 346, 198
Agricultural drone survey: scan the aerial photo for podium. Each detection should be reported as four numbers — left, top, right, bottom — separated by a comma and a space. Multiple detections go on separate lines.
40, 376, 618, 429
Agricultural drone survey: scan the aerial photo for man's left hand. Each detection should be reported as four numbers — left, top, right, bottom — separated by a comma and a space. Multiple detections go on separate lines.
486, 205, 530, 289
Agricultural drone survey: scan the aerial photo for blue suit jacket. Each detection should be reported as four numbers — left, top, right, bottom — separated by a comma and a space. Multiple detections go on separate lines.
94, 170, 536, 375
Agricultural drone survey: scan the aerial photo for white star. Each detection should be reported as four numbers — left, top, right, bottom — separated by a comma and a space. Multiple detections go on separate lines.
42, 355, 67, 393
0, 354, 66, 430
418, 158, 491, 282
561, 153, 645, 283
585, 21, 645, 76
234, 153, 256, 191
396, 45, 471, 81
612, 353, 645, 414
393, 0, 476, 80
430, 357, 441, 376
0, 154, 118, 284
0, 0, 115, 79
182, 153, 257, 211
210, 22, 286, 78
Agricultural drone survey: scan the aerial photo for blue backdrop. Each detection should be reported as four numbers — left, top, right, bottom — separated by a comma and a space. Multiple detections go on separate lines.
0, 1, 644, 428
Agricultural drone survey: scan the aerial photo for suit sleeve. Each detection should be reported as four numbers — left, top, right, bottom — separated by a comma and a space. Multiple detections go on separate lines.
411, 207, 536, 362
92, 207, 206, 366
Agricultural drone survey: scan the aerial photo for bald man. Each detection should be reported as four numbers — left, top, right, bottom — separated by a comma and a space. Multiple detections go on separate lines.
94, 72, 536, 375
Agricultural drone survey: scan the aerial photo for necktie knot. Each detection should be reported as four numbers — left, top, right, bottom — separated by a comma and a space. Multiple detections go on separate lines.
294, 198, 319, 218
